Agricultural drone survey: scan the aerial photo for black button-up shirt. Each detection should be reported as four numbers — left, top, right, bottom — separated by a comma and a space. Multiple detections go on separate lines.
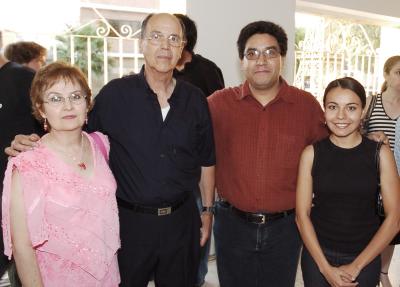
88, 66, 215, 206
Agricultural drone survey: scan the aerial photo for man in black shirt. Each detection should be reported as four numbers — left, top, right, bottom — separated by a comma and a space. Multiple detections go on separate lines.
174, 13, 224, 287
89, 13, 216, 287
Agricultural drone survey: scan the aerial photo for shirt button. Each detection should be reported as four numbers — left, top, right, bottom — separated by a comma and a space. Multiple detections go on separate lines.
0, 103, 2, 109
160, 153, 165, 158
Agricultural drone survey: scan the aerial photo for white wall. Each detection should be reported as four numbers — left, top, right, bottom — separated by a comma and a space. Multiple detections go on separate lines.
187, 0, 296, 87
187, 0, 400, 88
300, 0, 400, 19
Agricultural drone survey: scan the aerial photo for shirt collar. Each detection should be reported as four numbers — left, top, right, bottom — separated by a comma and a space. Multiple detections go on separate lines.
238, 77, 295, 104
138, 64, 182, 102
138, 65, 154, 94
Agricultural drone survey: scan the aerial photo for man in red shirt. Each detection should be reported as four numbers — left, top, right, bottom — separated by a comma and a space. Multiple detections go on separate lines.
208, 21, 328, 287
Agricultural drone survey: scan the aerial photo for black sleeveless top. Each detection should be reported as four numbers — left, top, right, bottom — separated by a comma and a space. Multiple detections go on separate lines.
310, 136, 380, 253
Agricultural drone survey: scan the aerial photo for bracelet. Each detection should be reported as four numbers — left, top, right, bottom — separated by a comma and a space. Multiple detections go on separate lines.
202, 206, 215, 214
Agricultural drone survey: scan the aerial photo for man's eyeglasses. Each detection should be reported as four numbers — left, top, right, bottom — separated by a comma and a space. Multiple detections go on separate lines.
143, 31, 185, 47
43, 92, 87, 107
244, 48, 280, 61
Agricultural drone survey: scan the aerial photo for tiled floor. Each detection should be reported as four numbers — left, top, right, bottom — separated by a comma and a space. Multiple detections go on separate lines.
149, 246, 400, 286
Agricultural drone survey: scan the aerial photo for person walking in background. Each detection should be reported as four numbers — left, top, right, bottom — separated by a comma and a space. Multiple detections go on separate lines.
208, 21, 327, 287
363, 55, 400, 287
174, 13, 224, 287
296, 77, 400, 287
2, 62, 120, 286
4, 41, 46, 72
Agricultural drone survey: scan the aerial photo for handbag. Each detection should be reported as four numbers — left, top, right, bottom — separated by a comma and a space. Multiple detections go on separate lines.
361, 94, 377, 134
375, 141, 384, 217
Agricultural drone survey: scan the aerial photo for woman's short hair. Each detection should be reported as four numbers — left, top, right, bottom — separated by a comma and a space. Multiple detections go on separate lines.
31, 61, 92, 123
323, 77, 366, 108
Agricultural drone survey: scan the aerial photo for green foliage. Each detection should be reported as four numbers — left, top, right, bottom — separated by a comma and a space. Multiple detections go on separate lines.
55, 25, 114, 75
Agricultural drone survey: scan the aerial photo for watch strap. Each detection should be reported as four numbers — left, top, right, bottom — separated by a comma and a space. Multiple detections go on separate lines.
202, 206, 215, 214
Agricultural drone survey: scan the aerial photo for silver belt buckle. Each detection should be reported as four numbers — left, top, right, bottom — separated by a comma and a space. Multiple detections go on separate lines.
158, 206, 172, 216
258, 214, 266, 224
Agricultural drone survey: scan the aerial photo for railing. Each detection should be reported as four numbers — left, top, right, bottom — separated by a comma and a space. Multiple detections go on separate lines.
294, 50, 381, 101
49, 16, 144, 95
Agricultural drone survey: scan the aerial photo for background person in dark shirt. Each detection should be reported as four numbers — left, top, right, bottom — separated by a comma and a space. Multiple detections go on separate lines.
0, 53, 42, 281
4, 41, 46, 72
174, 14, 224, 98
173, 13, 224, 287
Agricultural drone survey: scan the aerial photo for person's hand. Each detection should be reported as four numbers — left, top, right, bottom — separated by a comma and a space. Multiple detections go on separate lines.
200, 212, 213, 247
321, 265, 358, 287
367, 131, 389, 145
4, 134, 40, 157
339, 263, 361, 283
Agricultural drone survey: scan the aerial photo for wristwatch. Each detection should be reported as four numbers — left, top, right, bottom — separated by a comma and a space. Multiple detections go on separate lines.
202, 206, 215, 214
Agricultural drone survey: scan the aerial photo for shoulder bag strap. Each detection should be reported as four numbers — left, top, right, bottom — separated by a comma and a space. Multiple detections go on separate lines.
375, 141, 385, 216
90, 132, 109, 163
363, 95, 378, 132
375, 141, 383, 181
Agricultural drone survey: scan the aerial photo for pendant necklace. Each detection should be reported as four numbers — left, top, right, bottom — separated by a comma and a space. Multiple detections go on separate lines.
51, 133, 86, 170
74, 134, 86, 170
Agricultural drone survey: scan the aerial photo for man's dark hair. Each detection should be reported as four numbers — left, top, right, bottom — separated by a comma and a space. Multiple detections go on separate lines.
140, 13, 154, 39
140, 13, 186, 41
237, 21, 288, 60
4, 41, 46, 64
174, 14, 197, 53
323, 77, 367, 108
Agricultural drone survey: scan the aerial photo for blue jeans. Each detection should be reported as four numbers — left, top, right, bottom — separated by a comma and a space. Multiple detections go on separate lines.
301, 246, 380, 287
213, 201, 301, 287
195, 191, 211, 286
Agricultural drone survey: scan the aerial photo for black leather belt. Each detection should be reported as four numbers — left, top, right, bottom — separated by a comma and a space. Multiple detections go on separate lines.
117, 196, 188, 216
221, 201, 294, 224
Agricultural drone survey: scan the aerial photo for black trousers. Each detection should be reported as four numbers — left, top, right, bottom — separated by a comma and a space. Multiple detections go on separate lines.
117, 194, 200, 287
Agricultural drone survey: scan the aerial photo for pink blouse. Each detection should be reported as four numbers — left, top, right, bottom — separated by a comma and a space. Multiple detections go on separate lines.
2, 132, 120, 286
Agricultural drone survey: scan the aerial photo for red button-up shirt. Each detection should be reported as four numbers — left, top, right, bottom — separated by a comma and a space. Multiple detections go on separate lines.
208, 79, 328, 212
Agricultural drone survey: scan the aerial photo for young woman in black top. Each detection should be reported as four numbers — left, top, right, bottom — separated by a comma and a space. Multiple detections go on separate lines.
296, 77, 400, 287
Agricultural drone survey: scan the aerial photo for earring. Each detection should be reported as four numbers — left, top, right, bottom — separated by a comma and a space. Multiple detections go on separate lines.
43, 118, 48, 131
85, 116, 88, 125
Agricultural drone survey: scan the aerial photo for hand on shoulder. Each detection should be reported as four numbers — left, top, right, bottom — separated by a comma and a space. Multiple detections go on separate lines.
5, 133, 40, 157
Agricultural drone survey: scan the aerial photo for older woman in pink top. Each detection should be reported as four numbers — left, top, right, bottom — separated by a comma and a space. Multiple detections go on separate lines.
2, 62, 120, 286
